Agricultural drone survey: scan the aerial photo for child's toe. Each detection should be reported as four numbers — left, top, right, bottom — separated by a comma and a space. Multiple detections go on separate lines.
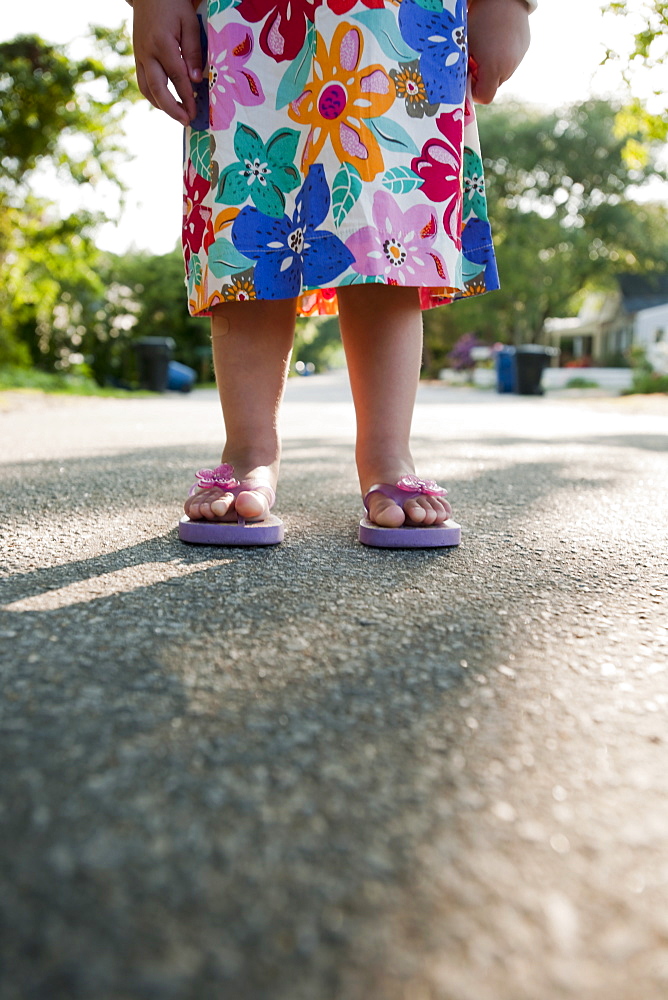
368, 494, 406, 528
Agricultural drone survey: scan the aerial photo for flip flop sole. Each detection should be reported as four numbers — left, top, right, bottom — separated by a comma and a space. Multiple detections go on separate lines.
179, 514, 284, 546
358, 517, 461, 548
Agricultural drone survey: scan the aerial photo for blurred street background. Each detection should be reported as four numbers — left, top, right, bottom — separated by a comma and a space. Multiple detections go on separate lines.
2, 1, 668, 997
1, 376, 668, 998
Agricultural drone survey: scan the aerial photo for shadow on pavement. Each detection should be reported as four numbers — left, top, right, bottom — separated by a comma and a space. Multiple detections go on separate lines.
1, 435, 666, 999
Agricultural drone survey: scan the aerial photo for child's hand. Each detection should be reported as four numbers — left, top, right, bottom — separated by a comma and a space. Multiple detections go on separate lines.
132, 0, 203, 126
467, 0, 531, 104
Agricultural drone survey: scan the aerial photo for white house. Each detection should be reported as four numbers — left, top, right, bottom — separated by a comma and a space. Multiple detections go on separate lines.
635, 302, 668, 374
544, 275, 668, 366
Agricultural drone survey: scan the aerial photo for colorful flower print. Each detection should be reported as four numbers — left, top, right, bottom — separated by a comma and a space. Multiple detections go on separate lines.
231, 164, 355, 299
328, 0, 383, 13
461, 217, 499, 291
221, 270, 257, 301
398, 0, 467, 106
183, 161, 212, 255
216, 124, 301, 218
345, 189, 449, 285
463, 147, 487, 221
411, 110, 463, 248
461, 275, 487, 297
208, 23, 264, 131
389, 60, 438, 119
235, 0, 323, 63
288, 23, 395, 182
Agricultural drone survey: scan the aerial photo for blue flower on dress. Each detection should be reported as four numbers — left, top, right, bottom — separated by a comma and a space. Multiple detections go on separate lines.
231, 164, 355, 298
462, 218, 499, 292
398, 0, 467, 106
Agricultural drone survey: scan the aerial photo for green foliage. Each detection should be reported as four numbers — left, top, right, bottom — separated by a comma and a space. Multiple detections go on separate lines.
565, 377, 601, 389
0, 28, 139, 376
423, 99, 668, 375
0, 364, 150, 396
293, 317, 344, 371
100, 249, 210, 385
622, 344, 668, 394
0, 29, 139, 187
602, 2, 668, 159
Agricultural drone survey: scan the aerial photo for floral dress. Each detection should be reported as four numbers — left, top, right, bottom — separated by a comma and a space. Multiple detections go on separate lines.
182, 0, 499, 316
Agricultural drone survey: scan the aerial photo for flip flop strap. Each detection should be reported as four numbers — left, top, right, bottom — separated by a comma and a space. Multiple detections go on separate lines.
363, 479, 447, 512
189, 464, 275, 508
189, 479, 276, 508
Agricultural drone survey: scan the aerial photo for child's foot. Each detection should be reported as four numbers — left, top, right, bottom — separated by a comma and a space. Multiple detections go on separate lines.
362, 470, 453, 528
184, 461, 277, 522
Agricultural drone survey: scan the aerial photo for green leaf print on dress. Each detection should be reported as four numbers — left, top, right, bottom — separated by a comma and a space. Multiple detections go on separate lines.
332, 162, 363, 227
208, 237, 254, 278
463, 147, 488, 222
215, 123, 301, 219
381, 166, 422, 194
367, 116, 419, 156
351, 10, 418, 63
275, 23, 316, 110
189, 132, 211, 182
209, 0, 237, 16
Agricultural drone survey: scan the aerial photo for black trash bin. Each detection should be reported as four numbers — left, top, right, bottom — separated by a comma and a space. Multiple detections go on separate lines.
514, 345, 558, 395
133, 337, 175, 392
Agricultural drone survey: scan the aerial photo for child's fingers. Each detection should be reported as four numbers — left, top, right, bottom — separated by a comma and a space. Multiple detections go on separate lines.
135, 62, 161, 111
179, 9, 203, 82
143, 58, 191, 125
471, 69, 500, 105
161, 40, 198, 121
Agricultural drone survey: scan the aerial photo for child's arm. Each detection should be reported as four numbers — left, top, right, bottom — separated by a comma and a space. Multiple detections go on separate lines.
467, 0, 532, 105
130, 0, 202, 126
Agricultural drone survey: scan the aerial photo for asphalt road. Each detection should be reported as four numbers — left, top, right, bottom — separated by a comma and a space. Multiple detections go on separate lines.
1, 375, 667, 1000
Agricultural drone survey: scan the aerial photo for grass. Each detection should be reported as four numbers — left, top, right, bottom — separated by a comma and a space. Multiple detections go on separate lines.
565, 377, 600, 389
0, 366, 154, 397
623, 372, 668, 395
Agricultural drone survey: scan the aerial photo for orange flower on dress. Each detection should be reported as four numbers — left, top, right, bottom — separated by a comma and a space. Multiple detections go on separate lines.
222, 274, 257, 302
288, 23, 395, 182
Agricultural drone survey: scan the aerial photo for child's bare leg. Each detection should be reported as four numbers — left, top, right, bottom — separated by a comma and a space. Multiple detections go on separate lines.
185, 296, 297, 522
337, 284, 452, 528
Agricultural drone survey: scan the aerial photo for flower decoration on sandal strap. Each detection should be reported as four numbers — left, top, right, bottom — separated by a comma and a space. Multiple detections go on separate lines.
396, 475, 448, 496
195, 464, 241, 490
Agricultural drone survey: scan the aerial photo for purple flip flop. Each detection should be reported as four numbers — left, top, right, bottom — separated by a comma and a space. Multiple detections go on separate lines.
178, 464, 284, 546
359, 476, 461, 549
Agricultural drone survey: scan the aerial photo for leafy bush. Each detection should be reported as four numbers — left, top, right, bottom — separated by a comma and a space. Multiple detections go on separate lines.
623, 345, 668, 395
623, 371, 668, 394
565, 377, 600, 389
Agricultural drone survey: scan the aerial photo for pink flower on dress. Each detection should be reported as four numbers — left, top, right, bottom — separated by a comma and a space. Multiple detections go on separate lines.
345, 190, 449, 286
327, 0, 383, 12
183, 161, 212, 255
208, 23, 264, 131
411, 109, 464, 248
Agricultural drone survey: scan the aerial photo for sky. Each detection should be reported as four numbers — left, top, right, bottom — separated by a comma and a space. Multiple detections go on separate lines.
2, 0, 663, 255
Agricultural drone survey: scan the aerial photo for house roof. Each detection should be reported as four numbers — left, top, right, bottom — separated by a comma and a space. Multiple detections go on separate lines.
618, 273, 668, 313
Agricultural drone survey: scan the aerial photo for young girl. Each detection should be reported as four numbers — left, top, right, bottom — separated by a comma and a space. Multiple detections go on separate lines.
130, 0, 533, 546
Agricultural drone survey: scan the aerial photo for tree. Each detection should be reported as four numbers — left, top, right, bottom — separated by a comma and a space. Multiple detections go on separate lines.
423, 98, 668, 373
603, 2, 668, 161
0, 28, 139, 372
97, 249, 209, 387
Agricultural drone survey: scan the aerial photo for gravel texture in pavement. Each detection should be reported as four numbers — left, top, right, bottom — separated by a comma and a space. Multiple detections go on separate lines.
1, 376, 667, 1000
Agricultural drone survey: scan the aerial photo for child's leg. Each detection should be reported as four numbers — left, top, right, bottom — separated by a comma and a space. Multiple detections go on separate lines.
185, 296, 297, 522
337, 284, 452, 528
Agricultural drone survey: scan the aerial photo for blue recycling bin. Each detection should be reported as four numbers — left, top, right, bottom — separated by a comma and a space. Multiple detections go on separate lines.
495, 347, 516, 393
167, 360, 197, 393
